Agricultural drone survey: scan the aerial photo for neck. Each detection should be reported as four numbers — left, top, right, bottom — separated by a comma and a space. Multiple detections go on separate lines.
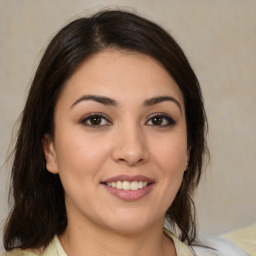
59, 217, 176, 256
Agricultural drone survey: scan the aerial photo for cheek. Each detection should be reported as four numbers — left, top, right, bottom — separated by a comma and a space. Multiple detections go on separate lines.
54, 127, 114, 184
152, 133, 187, 172
159, 146, 185, 190
151, 133, 187, 201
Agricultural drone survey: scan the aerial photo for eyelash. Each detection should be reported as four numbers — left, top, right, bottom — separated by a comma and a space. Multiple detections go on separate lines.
80, 113, 176, 128
81, 113, 112, 128
145, 113, 176, 127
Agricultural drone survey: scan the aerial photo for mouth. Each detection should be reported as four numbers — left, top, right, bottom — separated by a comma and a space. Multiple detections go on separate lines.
101, 175, 155, 201
103, 180, 149, 191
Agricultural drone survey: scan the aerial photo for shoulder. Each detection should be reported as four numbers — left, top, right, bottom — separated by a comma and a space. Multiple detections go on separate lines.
1, 249, 38, 256
163, 228, 194, 256
1, 236, 60, 256
192, 235, 249, 256
163, 228, 249, 256
221, 222, 256, 256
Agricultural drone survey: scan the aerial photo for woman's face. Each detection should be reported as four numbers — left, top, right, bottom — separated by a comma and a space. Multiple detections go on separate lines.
44, 49, 188, 234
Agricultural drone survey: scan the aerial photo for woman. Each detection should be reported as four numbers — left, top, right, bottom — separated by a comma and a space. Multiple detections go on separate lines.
2, 10, 210, 256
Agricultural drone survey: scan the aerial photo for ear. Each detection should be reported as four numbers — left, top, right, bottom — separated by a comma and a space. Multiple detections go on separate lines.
42, 134, 59, 174
186, 147, 191, 167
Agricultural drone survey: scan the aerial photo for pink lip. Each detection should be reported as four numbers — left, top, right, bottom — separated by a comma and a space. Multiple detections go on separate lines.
101, 175, 154, 183
101, 175, 155, 202
102, 184, 154, 202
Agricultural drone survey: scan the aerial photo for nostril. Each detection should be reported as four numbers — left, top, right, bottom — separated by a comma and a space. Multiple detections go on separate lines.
111, 142, 149, 166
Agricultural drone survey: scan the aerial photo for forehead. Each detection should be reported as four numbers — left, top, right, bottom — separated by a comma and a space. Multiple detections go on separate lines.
59, 49, 184, 107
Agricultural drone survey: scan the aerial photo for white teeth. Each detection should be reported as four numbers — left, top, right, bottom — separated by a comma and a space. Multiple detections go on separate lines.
131, 181, 138, 190
123, 181, 130, 190
116, 181, 122, 189
105, 181, 148, 190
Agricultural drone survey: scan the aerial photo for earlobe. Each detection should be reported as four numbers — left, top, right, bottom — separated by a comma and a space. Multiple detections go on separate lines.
42, 134, 58, 174
185, 147, 191, 172
186, 147, 191, 163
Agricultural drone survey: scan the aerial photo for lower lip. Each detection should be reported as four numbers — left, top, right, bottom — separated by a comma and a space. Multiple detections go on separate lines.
102, 183, 154, 202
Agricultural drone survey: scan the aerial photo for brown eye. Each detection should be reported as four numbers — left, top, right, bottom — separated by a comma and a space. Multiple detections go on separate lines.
90, 116, 102, 125
81, 114, 111, 127
152, 116, 164, 125
146, 114, 176, 127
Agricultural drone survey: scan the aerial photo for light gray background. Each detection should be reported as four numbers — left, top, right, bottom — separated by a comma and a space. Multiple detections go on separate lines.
0, 0, 255, 252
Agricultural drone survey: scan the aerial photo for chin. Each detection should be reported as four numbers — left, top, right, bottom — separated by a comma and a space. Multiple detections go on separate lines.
102, 212, 158, 235
108, 223, 150, 235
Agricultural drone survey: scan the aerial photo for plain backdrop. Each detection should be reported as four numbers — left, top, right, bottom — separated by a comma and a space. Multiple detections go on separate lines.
0, 0, 255, 252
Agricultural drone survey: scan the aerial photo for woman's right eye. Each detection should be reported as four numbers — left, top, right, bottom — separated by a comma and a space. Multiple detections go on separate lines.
81, 114, 111, 127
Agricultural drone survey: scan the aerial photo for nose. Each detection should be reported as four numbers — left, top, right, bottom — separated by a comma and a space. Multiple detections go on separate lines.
111, 125, 149, 166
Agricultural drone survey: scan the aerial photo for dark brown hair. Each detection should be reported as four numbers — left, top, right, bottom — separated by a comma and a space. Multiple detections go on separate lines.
4, 10, 208, 250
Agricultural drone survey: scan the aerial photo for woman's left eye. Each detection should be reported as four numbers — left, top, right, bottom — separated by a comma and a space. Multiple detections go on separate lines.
81, 114, 111, 127
146, 114, 176, 127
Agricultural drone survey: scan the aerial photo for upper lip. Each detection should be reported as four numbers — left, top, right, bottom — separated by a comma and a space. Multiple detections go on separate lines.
101, 175, 154, 183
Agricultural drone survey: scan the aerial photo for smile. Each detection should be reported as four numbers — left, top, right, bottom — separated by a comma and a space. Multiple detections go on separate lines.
101, 175, 155, 201
106, 181, 148, 191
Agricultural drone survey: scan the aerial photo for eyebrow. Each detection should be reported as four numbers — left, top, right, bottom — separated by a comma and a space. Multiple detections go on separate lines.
143, 96, 182, 113
70, 95, 118, 109
70, 94, 182, 113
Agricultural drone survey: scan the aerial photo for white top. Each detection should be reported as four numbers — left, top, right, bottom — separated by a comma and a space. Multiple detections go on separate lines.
2, 230, 249, 256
